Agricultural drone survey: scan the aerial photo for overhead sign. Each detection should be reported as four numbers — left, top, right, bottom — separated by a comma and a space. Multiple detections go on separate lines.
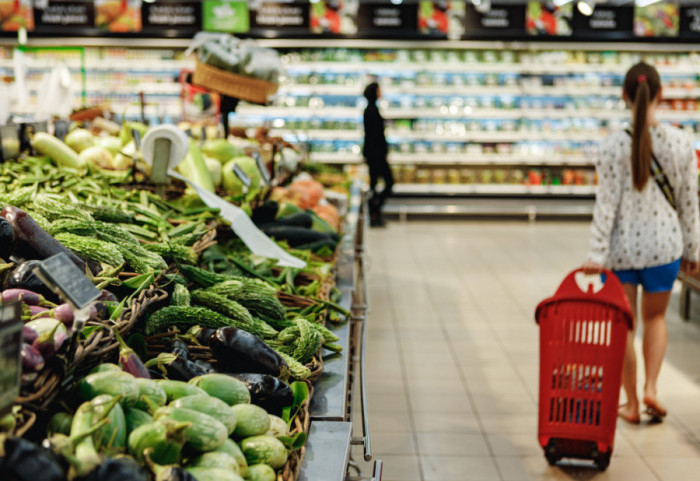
34, 0, 94, 29
0, 0, 34, 31
142, 0, 200, 32
680, 6, 700, 37
95, 0, 142, 33
250, 2, 309, 30
310, 0, 358, 35
573, 6, 634, 37
526, 1, 573, 37
358, 3, 417, 32
462, 4, 526, 37
634, 2, 679, 38
202, 0, 249, 33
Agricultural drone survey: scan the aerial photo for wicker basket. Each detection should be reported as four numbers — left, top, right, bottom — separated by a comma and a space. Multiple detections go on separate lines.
193, 62, 279, 105
278, 381, 313, 481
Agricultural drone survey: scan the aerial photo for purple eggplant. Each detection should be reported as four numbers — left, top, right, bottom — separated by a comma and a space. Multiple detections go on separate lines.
1, 288, 55, 307
45, 302, 97, 326
22, 343, 45, 372
98, 289, 118, 302
32, 320, 65, 359
29, 305, 50, 318
116, 329, 150, 378
23, 325, 38, 344
3, 260, 59, 303
0, 215, 14, 260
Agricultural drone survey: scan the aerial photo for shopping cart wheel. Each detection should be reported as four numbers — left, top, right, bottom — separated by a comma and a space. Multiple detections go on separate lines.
544, 440, 560, 466
595, 451, 611, 471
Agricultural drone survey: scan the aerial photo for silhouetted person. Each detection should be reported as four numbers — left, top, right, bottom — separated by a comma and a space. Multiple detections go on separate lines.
363, 82, 393, 227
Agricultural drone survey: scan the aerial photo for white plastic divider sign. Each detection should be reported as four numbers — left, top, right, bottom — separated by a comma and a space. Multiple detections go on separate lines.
169, 170, 306, 269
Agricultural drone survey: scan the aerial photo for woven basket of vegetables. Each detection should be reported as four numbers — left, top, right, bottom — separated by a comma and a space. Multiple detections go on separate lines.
278, 381, 312, 481
193, 61, 279, 105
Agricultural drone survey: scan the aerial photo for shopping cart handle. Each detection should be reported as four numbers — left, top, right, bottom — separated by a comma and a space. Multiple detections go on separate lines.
535, 268, 633, 329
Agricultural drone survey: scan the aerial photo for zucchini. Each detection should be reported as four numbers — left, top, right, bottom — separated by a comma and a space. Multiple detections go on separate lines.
127, 419, 189, 465
153, 406, 228, 452
134, 378, 167, 411
239, 435, 288, 469
230, 404, 270, 439
189, 373, 251, 406
91, 394, 126, 454
213, 439, 248, 477
171, 395, 237, 435
184, 467, 243, 481
145, 306, 240, 335
157, 379, 206, 402
188, 452, 240, 475
125, 408, 153, 433
32, 132, 85, 169
78, 371, 139, 407
246, 464, 276, 481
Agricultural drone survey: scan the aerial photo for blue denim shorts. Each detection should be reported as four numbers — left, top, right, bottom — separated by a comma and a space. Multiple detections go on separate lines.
613, 259, 681, 293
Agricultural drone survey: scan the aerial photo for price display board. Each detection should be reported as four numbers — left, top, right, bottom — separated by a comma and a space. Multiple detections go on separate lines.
0, 301, 22, 417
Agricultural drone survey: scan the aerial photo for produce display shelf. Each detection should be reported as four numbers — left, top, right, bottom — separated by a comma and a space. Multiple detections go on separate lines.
298, 421, 353, 481
0, 58, 193, 71
393, 183, 597, 196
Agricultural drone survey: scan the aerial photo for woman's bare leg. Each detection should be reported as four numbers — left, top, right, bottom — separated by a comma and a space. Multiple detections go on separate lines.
619, 283, 640, 423
640, 289, 673, 418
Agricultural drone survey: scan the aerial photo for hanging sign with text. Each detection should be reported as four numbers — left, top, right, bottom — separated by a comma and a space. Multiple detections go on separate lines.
250, 2, 309, 30
142, 0, 200, 32
34, 0, 94, 29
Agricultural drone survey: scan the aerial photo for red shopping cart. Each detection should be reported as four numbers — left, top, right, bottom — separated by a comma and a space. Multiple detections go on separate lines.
535, 269, 633, 470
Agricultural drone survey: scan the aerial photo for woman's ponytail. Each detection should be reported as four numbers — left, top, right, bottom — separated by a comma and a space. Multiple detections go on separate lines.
624, 63, 660, 191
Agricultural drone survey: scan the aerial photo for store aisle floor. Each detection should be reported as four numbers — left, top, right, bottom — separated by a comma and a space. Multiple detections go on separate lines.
354, 221, 700, 481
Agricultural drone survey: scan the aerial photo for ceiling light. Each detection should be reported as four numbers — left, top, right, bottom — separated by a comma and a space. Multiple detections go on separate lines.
390, 0, 403, 4
553, 0, 573, 6
577, 0, 594, 16
636, 0, 663, 7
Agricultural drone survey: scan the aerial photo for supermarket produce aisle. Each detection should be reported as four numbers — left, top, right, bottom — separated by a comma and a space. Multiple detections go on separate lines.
354, 221, 700, 481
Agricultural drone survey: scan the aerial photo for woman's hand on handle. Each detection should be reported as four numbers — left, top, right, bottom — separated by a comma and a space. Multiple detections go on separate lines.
681, 258, 700, 277
582, 261, 604, 275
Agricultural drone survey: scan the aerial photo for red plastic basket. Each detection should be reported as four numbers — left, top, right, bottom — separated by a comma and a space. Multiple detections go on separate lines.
535, 269, 633, 470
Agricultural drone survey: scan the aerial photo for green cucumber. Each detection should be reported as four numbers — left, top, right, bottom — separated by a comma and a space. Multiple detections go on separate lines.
213, 439, 248, 477
134, 378, 167, 411
266, 414, 289, 438
246, 464, 276, 481
189, 374, 250, 406
239, 435, 288, 469
90, 363, 121, 374
157, 379, 206, 402
69, 401, 102, 477
91, 394, 126, 454
171, 395, 237, 435
127, 419, 189, 465
188, 451, 240, 475
78, 371, 139, 407
230, 404, 270, 439
124, 408, 153, 433
154, 406, 227, 452
184, 467, 243, 481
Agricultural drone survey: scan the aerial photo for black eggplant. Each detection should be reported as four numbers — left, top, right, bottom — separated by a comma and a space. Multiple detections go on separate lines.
257, 213, 313, 229
232, 373, 293, 415
4, 260, 59, 303
145, 352, 211, 381
80, 457, 148, 481
250, 200, 278, 225
197, 326, 288, 376
171, 339, 190, 359
0, 215, 14, 260
0, 436, 65, 481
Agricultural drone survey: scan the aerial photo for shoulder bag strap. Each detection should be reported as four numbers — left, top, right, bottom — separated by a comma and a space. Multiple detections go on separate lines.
624, 128, 677, 211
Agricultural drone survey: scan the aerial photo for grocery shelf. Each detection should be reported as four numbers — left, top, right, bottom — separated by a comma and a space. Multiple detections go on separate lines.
392, 183, 597, 196
0, 58, 192, 71
309, 152, 593, 166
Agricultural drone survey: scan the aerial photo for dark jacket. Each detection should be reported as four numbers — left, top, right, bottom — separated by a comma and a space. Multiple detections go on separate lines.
362, 83, 387, 160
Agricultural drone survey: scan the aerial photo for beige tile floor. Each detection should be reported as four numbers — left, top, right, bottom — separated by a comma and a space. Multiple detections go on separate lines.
352, 220, 700, 481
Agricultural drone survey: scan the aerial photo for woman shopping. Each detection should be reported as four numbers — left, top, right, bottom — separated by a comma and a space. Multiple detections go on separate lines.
583, 62, 700, 424
363, 81, 394, 227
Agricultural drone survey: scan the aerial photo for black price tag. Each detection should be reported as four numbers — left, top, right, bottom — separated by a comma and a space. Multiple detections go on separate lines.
53, 119, 70, 141
233, 163, 252, 188
254, 153, 271, 185
132, 129, 142, 151
0, 301, 22, 417
34, 253, 101, 310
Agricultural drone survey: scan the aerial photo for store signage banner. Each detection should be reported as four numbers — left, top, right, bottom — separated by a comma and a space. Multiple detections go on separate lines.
0, 0, 34, 31
34, 0, 94, 29
572, 6, 633, 36
526, 1, 573, 37
202, 0, 249, 33
680, 6, 700, 37
310, 0, 358, 35
95, 0, 142, 33
462, 4, 525, 37
634, 2, 679, 38
250, 2, 309, 30
142, 0, 200, 31
357, 3, 418, 32
418, 1, 466, 39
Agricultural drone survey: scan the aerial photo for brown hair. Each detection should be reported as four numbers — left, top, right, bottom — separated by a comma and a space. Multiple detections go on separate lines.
623, 62, 661, 191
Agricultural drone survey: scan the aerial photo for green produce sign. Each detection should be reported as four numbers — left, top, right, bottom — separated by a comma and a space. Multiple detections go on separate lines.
202, 0, 249, 33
